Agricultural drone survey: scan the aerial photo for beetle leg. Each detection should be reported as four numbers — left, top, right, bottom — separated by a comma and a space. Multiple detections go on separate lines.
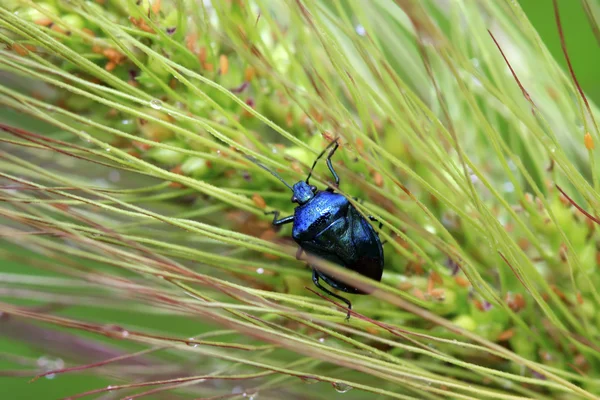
265, 211, 294, 227
305, 139, 339, 185
352, 197, 364, 205
368, 215, 383, 231
325, 142, 340, 190
368, 215, 396, 245
312, 269, 352, 321
295, 247, 304, 260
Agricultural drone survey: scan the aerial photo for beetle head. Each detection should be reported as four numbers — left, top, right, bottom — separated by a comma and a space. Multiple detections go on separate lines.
291, 181, 317, 204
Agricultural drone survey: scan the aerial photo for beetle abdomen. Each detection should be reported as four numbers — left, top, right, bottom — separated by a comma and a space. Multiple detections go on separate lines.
297, 204, 384, 295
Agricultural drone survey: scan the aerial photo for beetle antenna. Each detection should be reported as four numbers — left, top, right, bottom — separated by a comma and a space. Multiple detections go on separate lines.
306, 137, 339, 184
244, 155, 293, 190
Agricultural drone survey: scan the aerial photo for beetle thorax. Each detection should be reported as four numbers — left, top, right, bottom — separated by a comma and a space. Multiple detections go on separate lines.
292, 181, 317, 205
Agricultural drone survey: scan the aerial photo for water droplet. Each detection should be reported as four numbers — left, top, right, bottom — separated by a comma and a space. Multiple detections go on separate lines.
107, 385, 115, 390
108, 170, 120, 182
355, 24, 366, 36
232, 386, 244, 394
332, 382, 353, 393
300, 376, 318, 384
248, 393, 259, 400
103, 324, 129, 339
318, 337, 325, 343
37, 356, 64, 379
469, 172, 479, 184
80, 131, 92, 143
503, 182, 514, 193
150, 99, 163, 110
256, 267, 264, 274
424, 225, 436, 234
187, 338, 198, 347
106, 148, 111, 152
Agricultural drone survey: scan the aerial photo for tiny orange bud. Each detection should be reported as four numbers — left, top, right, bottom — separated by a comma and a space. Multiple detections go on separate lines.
584, 132, 594, 150
252, 193, 267, 209
497, 329, 515, 341
517, 238, 530, 250
35, 18, 53, 27
105, 61, 116, 71
198, 46, 207, 63
203, 62, 214, 72
365, 326, 379, 335
263, 252, 280, 260
12, 43, 29, 56
429, 288, 445, 300
151, 0, 162, 14
244, 66, 255, 81
356, 137, 364, 153
186, 34, 197, 52
51, 24, 67, 34
412, 288, 426, 301
82, 28, 95, 37
430, 271, 443, 285
427, 274, 435, 294
454, 276, 471, 288
473, 299, 485, 311
219, 54, 229, 75
373, 171, 383, 187
259, 229, 277, 241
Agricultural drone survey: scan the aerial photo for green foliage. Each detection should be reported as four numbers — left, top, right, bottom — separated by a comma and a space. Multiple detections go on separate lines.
1, 0, 600, 399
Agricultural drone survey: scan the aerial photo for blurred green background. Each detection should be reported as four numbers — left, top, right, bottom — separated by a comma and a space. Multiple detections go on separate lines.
1, 1, 600, 399
520, 0, 600, 103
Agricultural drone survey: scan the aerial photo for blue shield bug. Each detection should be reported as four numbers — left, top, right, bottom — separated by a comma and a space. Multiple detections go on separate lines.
247, 140, 384, 319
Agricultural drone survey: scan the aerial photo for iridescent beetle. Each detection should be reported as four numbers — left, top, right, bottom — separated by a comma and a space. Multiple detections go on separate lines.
247, 140, 384, 319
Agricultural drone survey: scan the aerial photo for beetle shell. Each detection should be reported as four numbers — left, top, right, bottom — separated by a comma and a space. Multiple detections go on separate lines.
292, 191, 384, 294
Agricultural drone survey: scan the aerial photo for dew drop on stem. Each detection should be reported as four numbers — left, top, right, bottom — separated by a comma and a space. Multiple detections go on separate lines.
103, 324, 129, 339
150, 99, 163, 110
299, 376, 318, 384
332, 382, 353, 393
80, 131, 91, 143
